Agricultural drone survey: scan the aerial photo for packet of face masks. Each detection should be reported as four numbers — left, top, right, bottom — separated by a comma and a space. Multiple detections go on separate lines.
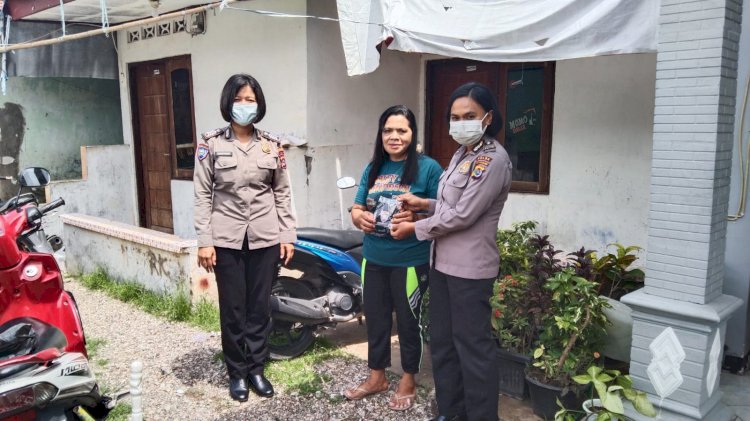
373, 196, 401, 237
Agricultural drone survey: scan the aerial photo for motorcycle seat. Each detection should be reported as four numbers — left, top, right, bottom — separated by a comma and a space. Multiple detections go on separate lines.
0, 317, 67, 359
297, 227, 363, 251
0, 318, 68, 380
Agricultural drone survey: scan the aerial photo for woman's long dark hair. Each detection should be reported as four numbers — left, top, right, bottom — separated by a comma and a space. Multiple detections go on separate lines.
367, 105, 420, 190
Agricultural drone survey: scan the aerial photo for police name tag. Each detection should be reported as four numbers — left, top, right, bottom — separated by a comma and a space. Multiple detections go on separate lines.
215, 151, 233, 157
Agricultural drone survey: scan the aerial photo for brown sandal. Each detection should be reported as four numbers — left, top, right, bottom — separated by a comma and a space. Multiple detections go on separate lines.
388, 392, 416, 411
343, 381, 389, 400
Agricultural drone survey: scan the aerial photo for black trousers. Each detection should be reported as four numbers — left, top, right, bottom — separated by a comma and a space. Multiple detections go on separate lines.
430, 269, 498, 421
363, 260, 429, 374
214, 241, 279, 378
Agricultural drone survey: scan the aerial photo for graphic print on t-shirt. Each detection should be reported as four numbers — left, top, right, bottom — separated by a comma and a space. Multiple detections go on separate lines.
367, 174, 411, 196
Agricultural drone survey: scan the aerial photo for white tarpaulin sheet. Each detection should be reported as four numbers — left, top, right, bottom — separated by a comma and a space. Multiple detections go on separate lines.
337, 0, 658, 76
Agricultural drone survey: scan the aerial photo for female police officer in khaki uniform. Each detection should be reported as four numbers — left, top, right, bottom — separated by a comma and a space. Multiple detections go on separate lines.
392, 82, 512, 421
194, 74, 296, 402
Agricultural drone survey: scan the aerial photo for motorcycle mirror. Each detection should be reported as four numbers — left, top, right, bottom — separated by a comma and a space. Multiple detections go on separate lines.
336, 176, 356, 190
18, 167, 51, 188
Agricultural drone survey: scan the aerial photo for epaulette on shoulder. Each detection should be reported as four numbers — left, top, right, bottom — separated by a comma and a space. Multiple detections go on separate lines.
201, 127, 227, 141
258, 129, 282, 144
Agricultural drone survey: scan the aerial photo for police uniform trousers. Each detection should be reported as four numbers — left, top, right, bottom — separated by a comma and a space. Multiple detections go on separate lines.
429, 268, 499, 421
362, 261, 429, 374
214, 239, 280, 379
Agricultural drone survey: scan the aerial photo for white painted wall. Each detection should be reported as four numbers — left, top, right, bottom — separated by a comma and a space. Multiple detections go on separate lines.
117, 0, 308, 143
113, 0, 421, 235
171, 179, 195, 239
112, 0, 653, 256
116, 0, 308, 232
501, 54, 656, 254
293, 0, 422, 229
45, 144, 138, 238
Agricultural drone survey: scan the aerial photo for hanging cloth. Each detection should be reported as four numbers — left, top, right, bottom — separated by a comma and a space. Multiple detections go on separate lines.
100, 0, 110, 36
337, 0, 658, 76
59, 0, 66, 37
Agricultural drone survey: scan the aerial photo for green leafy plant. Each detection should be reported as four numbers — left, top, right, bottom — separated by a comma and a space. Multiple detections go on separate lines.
555, 365, 657, 421
491, 230, 561, 356
490, 274, 534, 354
591, 244, 645, 300
530, 268, 610, 387
496, 220, 537, 277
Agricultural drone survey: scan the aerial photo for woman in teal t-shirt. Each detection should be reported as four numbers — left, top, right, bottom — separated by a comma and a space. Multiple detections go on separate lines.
343, 105, 442, 411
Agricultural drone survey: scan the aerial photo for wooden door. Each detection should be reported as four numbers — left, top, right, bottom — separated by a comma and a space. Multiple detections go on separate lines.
134, 62, 174, 233
131, 56, 197, 233
426, 61, 498, 168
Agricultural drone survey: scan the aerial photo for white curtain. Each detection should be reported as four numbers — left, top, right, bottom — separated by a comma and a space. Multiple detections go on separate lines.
337, 0, 658, 76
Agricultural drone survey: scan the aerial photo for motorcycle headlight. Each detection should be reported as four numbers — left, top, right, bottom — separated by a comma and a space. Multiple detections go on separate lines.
33, 383, 58, 404
0, 382, 58, 417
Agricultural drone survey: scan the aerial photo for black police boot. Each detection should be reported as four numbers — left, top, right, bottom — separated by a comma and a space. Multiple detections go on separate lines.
229, 377, 249, 402
248, 373, 274, 397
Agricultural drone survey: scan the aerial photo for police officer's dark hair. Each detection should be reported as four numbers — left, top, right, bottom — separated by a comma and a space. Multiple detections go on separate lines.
367, 105, 420, 190
446, 82, 503, 137
220, 73, 267, 124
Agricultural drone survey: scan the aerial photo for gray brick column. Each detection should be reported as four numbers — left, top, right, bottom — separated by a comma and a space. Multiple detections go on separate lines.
621, 1, 744, 420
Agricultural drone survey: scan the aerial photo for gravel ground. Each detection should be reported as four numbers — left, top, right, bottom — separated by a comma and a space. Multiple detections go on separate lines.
66, 279, 435, 420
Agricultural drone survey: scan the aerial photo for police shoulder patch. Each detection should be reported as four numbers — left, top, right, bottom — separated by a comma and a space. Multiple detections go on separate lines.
475, 155, 493, 166
469, 155, 493, 179
259, 130, 287, 169
471, 165, 486, 179
259, 129, 282, 143
277, 147, 287, 170
201, 127, 226, 141
197, 144, 210, 161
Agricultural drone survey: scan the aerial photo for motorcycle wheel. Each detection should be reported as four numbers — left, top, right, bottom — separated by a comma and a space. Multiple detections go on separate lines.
268, 276, 316, 360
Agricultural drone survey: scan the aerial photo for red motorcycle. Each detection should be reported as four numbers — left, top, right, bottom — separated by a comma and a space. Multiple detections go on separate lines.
0, 168, 117, 420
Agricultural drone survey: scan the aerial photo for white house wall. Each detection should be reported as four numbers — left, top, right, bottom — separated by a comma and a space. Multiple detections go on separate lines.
115, 0, 308, 232
292, 0, 422, 229
117, 0, 308, 142
112, 0, 653, 254
502, 53, 657, 254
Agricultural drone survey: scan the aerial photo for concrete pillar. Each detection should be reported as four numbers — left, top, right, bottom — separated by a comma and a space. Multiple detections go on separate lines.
621, 1, 744, 420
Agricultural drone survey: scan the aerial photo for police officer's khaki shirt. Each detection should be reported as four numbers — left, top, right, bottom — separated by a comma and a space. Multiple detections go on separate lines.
415, 136, 512, 279
194, 127, 297, 250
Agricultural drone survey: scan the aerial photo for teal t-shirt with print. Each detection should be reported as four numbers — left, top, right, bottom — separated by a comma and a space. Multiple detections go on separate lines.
354, 155, 443, 267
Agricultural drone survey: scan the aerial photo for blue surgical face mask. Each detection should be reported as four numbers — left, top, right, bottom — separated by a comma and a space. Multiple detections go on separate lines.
231, 103, 258, 126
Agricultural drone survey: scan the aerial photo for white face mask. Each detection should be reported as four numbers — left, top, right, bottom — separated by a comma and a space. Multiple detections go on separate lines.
449, 112, 489, 146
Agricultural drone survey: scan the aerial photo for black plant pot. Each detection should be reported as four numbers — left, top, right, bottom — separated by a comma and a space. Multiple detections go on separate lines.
526, 374, 583, 420
497, 348, 531, 399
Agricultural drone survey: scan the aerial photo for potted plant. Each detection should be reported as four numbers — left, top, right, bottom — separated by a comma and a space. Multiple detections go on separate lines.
491, 221, 539, 398
570, 244, 645, 362
555, 365, 657, 421
526, 268, 611, 420
496, 220, 537, 277
491, 274, 534, 399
